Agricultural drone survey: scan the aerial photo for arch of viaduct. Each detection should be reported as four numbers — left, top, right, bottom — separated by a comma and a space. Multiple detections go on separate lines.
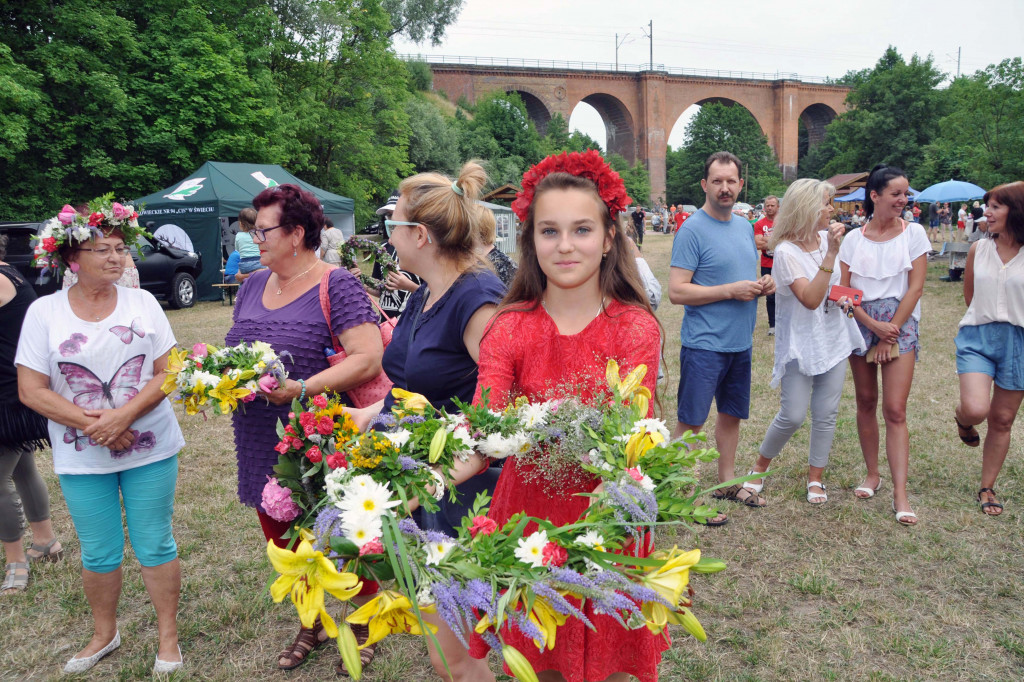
430, 64, 851, 202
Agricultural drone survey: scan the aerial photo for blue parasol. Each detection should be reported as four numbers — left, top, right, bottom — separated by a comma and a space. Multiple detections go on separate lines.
913, 180, 986, 204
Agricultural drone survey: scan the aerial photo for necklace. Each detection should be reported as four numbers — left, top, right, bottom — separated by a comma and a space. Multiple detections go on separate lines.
275, 261, 319, 295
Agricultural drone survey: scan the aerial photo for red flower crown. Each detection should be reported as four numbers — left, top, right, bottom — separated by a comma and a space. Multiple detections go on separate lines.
512, 150, 633, 221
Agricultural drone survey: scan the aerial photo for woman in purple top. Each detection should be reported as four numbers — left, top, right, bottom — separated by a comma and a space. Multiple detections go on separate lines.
223, 184, 383, 672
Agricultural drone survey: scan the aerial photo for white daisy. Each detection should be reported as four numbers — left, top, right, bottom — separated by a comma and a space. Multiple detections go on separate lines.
574, 530, 606, 551
340, 511, 382, 548
425, 539, 456, 566
517, 402, 550, 429
337, 479, 402, 519
514, 530, 548, 568
324, 468, 353, 505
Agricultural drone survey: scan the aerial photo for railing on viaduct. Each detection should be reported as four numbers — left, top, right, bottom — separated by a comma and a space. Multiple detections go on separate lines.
398, 54, 835, 85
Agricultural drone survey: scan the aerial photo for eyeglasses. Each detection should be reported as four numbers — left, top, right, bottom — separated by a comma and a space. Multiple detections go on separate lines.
383, 220, 431, 243
79, 246, 130, 258
252, 225, 285, 243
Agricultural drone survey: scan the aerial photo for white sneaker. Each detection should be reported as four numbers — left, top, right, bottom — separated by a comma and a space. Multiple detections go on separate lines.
153, 644, 183, 674
63, 631, 120, 674
767, 327, 775, 336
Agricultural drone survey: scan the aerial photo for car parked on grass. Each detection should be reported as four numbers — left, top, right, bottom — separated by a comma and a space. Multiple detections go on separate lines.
0, 222, 202, 308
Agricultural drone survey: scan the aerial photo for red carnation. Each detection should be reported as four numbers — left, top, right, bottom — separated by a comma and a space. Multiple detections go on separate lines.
88, 212, 104, 226
326, 453, 347, 470
303, 423, 316, 437
274, 440, 290, 454
299, 412, 315, 428
284, 424, 297, 435
305, 446, 322, 463
41, 236, 58, 253
312, 394, 328, 409
359, 538, 384, 556
469, 515, 498, 538
541, 541, 567, 567
288, 436, 304, 449
317, 416, 333, 435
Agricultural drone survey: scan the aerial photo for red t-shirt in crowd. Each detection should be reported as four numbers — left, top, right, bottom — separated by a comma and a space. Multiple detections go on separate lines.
673, 211, 687, 231
753, 216, 775, 268
912, 206, 921, 220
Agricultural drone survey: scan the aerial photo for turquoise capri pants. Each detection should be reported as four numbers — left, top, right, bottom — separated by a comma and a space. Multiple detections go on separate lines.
58, 454, 179, 574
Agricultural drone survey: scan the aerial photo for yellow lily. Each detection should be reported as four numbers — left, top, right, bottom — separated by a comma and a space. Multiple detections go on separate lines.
346, 590, 437, 649
209, 374, 251, 413
640, 602, 707, 640
160, 346, 190, 395
632, 389, 650, 418
182, 380, 208, 416
267, 539, 363, 638
640, 547, 701, 606
605, 359, 648, 400
391, 388, 432, 416
641, 600, 670, 635
526, 594, 569, 650
625, 429, 665, 467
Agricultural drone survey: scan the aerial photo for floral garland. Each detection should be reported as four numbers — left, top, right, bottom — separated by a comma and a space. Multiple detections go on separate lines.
511, 149, 633, 221
160, 341, 290, 416
267, 361, 736, 681
338, 237, 398, 290
32, 193, 151, 275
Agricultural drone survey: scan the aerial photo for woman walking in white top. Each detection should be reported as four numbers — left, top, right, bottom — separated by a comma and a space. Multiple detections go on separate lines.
839, 164, 930, 526
953, 182, 1024, 516
742, 180, 865, 506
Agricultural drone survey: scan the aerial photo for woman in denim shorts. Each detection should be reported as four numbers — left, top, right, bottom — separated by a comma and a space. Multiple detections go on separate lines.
953, 181, 1024, 516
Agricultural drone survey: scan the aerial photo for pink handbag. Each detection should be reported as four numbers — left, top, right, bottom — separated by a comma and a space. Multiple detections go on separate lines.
318, 269, 396, 408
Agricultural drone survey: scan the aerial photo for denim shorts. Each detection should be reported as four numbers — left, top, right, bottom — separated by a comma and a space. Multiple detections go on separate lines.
676, 346, 752, 425
956, 322, 1024, 391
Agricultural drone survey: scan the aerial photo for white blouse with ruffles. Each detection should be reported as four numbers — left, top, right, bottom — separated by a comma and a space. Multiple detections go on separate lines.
838, 221, 931, 321
959, 238, 1024, 328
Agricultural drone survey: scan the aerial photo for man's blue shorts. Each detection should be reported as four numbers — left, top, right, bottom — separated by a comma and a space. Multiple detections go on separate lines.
676, 346, 752, 425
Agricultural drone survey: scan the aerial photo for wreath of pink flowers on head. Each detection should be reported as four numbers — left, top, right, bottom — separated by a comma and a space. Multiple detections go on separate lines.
512, 150, 633, 222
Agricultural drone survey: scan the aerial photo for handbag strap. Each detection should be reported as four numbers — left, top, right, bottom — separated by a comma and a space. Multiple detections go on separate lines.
318, 266, 395, 354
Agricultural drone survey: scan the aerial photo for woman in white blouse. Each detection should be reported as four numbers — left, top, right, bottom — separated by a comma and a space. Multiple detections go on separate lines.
839, 165, 930, 526
741, 180, 864, 506
953, 182, 1024, 516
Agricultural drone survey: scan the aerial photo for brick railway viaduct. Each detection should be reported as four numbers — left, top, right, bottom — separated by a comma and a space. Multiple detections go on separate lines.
428, 62, 851, 203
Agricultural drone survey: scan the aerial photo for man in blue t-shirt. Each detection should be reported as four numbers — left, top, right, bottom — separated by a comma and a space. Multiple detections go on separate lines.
669, 151, 775, 518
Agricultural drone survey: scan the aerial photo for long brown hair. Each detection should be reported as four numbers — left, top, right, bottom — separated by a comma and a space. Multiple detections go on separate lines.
984, 181, 1024, 245
494, 172, 666, 408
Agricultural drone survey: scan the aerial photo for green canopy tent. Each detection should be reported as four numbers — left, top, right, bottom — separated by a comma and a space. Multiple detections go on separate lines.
134, 162, 355, 301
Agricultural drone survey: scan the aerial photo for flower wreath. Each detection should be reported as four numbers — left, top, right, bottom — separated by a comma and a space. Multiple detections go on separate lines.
338, 236, 398, 290
33, 193, 150, 275
511, 149, 633, 221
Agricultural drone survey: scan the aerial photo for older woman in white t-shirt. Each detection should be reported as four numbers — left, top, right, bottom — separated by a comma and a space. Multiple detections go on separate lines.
741, 180, 864, 506
953, 182, 1024, 517
16, 225, 185, 674
838, 164, 930, 526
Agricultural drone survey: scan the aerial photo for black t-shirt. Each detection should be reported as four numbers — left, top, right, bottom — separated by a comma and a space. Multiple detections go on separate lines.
374, 243, 422, 320
0, 264, 37, 397
631, 209, 645, 228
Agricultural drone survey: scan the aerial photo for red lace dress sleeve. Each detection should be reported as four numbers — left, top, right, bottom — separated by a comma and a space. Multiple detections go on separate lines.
468, 300, 669, 682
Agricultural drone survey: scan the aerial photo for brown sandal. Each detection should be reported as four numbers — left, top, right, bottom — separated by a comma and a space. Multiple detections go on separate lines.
278, 619, 326, 670
712, 483, 766, 508
955, 416, 980, 447
335, 623, 377, 676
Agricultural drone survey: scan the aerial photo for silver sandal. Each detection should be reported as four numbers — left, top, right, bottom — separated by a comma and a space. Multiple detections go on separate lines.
1, 562, 29, 594
27, 538, 64, 563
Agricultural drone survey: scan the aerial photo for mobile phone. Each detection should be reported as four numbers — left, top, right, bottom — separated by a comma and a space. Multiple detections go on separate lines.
828, 285, 862, 306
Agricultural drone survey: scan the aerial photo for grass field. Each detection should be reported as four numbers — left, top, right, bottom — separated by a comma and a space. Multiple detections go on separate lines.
2, 231, 1023, 681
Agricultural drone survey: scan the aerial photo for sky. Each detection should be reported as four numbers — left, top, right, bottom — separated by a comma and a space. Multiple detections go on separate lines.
393, 0, 1024, 150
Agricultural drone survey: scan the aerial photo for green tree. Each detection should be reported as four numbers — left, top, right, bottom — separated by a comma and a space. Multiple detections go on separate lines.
381, 0, 464, 45
802, 47, 946, 182
405, 96, 460, 174
919, 58, 1024, 188
405, 59, 433, 92
665, 102, 785, 205
472, 91, 542, 164
540, 113, 602, 156
608, 154, 652, 206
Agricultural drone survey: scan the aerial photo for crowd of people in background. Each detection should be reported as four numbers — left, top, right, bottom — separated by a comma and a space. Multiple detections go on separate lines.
3, 149, 1022, 681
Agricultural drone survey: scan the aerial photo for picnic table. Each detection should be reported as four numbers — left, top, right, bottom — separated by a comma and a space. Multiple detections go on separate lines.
213, 282, 239, 305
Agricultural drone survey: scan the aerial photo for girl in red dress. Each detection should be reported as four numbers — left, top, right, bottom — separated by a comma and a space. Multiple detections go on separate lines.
463, 152, 667, 682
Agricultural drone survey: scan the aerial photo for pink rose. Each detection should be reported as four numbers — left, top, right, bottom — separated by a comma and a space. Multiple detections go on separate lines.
111, 202, 132, 220
258, 375, 279, 393
541, 542, 568, 567
469, 515, 498, 538
191, 342, 208, 358
305, 446, 322, 463
274, 440, 290, 454
625, 468, 643, 483
312, 394, 328, 409
359, 539, 384, 556
326, 454, 347, 470
261, 477, 301, 522
241, 392, 257, 402
58, 205, 77, 225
